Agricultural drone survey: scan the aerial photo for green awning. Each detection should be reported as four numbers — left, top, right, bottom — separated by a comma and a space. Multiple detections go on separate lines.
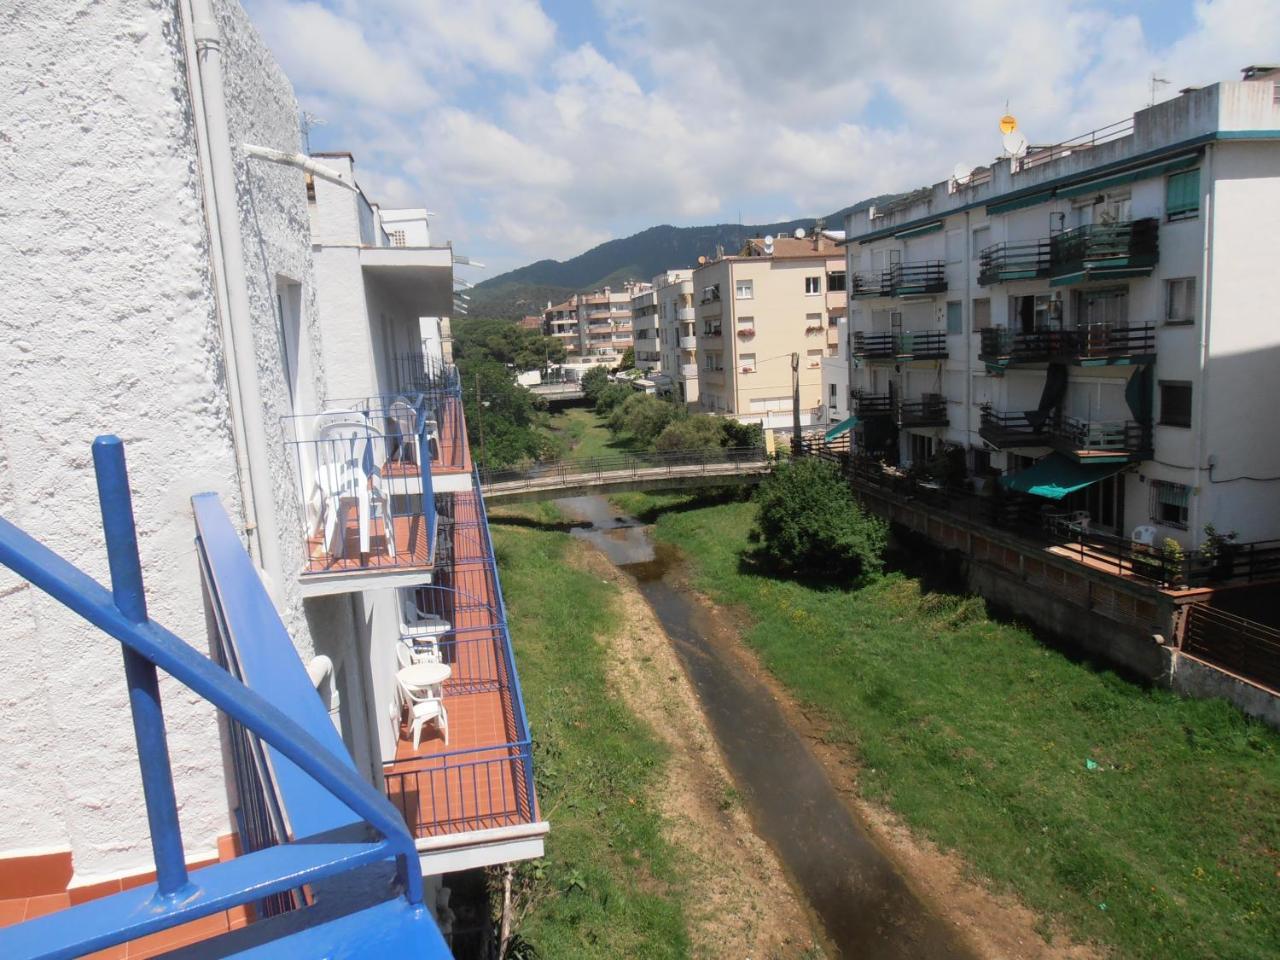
894, 220, 944, 240
825, 415, 859, 441
1056, 153, 1199, 199
1001, 453, 1127, 500
1049, 266, 1153, 286
987, 190, 1054, 216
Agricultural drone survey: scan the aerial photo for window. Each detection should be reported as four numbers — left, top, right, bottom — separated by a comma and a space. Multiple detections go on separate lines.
703, 351, 723, 371
1159, 381, 1192, 427
1166, 169, 1200, 220
703, 318, 722, 336
1149, 480, 1190, 530
945, 229, 963, 264
1165, 277, 1197, 325
805, 312, 822, 332
739, 353, 756, 373
827, 271, 847, 292
805, 276, 822, 295
909, 434, 934, 465
946, 300, 963, 335
972, 297, 991, 332
806, 348, 823, 368
829, 383, 838, 406
828, 312, 842, 327
735, 278, 754, 300
971, 225, 990, 255
389, 229, 407, 247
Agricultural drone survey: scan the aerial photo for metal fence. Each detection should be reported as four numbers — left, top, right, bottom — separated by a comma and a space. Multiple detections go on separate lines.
480, 446, 769, 492
1183, 604, 1280, 693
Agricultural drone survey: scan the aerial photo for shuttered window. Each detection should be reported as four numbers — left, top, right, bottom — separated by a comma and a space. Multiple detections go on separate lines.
1149, 480, 1190, 530
1166, 169, 1200, 220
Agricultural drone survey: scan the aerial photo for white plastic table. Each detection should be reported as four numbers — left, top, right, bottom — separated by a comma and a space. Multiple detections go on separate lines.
397, 661, 451, 694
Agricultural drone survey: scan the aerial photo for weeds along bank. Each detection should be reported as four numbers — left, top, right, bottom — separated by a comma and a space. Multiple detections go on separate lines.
627, 493, 1280, 960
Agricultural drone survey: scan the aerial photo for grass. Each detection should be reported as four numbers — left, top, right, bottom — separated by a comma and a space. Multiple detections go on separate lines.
491, 509, 691, 958
546, 406, 642, 461
632, 496, 1280, 960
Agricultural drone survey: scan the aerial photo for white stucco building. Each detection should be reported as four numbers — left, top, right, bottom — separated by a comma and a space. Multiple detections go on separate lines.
0, 0, 542, 941
652, 269, 698, 403
833, 66, 1280, 550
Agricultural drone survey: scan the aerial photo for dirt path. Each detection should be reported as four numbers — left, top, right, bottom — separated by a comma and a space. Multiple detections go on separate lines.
569, 541, 828, 959
668, 569, 1107, 960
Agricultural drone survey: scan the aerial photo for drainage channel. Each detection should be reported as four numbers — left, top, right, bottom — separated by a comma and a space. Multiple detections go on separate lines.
559, 495, 976, 960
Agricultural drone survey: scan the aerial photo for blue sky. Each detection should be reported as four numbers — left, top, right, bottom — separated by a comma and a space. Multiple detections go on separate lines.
243, 0, 1277, 277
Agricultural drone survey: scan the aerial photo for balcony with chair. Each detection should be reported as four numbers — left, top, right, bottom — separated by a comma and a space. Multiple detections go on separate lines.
979, 407, 1151, 462
979, 324, 1155, 368
1048, 218, 1159, 285
977, 239, 1052, 285
852, 330, 948, 362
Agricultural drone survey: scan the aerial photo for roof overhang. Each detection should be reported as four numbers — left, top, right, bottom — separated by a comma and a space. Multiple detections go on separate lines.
361, 246, 454, 316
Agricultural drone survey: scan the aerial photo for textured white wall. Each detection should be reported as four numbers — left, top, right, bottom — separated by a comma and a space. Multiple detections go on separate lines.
0, 0, 329, 883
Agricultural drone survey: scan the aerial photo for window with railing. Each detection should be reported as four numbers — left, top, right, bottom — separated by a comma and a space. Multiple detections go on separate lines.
1150, 479, 1190, 529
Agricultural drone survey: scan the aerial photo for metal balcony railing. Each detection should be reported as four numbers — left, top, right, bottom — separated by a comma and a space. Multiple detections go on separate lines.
898, 394, 949, 427
979, 408, 1151, 457
1049, 218, 1159, 280
853, 392, 895, 416
979, 323, 1155, 364
887, 260, 947, 295
852, 330, 948, 360
851, 271, 893, 298
977, 239, 1052, 285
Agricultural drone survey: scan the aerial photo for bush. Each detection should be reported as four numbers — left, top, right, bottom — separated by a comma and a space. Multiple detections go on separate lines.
580, 365, 609, 404
654, 415, 724, 453
751, 458, 888, 580
721, 419, 763, 449
593, 382, 633, 415
607, 393, 680, 447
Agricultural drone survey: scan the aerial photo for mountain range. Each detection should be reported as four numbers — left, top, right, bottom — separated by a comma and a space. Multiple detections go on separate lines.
466, 196, 888, 320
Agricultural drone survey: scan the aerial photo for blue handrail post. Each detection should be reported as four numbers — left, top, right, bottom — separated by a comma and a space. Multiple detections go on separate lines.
92, 436, 193, 901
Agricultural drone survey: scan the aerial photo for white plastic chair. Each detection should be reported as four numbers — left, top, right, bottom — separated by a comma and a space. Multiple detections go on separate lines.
398, 595, 449, 662
1131, 524, 1158, 547
398, 677, 448, 749
312, 417, 396, 560
387, 397, 421, 468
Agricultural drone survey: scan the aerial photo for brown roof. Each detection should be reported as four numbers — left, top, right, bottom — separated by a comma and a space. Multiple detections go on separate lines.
738, 236, 844, 260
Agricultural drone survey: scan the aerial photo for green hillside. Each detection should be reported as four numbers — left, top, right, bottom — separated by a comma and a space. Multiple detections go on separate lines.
468, 198, 887, 319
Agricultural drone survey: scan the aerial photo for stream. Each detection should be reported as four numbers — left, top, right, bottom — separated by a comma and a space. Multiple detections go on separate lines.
557, 494, 976, 960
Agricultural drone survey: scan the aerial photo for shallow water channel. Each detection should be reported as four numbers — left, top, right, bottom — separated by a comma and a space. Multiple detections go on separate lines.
557, 494, 975, 960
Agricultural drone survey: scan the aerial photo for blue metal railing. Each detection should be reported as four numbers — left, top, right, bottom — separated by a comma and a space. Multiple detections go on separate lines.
0, 437, 447, 959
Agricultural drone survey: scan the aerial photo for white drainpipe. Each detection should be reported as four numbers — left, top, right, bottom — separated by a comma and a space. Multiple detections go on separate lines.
179, 0, 283, 588
307, 655, 342, 731
242, 145, 358, 191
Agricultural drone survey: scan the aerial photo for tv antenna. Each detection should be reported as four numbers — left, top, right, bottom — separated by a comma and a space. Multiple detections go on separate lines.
301, 111, 327, 153
1150, 73, 1170, 106
952, 162, 975, 185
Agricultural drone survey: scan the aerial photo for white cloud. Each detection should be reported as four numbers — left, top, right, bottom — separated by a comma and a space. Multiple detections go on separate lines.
245, 0, 1280, 273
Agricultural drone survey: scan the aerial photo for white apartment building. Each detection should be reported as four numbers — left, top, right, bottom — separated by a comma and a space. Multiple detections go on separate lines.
0, 1, 540, 951
575, 281, 649, 361
543, 296, 580, 361
836, 66, 1280, 550
653, 269, 698, 403
694, 235, 846, 428
631, 285, 661, 376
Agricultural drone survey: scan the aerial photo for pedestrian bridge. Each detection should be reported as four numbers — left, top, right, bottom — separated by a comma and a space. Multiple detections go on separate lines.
480, 448, 771, 502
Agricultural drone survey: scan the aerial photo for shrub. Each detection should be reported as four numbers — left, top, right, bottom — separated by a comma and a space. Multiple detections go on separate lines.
580, 365, 609, 404
593, 382, 633, 415
607, 393, 680, 446
751, 458, 888, 580
655, 415, 724, 452
721, 418, 763, 449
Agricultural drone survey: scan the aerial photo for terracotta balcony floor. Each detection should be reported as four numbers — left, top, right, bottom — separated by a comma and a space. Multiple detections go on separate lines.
304, 512, 433, 574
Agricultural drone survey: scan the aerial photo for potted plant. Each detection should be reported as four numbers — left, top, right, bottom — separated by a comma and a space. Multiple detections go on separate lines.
1162, 537, 1186, 587
1199, 523, 1238, 581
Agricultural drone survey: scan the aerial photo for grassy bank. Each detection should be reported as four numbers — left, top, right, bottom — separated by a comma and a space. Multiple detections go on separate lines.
633, 495, 1280, 960
491, 509, 690, 958
546, 406, 641, 460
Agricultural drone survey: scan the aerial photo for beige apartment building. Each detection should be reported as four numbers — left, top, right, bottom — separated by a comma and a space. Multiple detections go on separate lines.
631, 284, 660, 375
575, 281, 649, 361
694, 234, 846, 427
544, 296, 580, 359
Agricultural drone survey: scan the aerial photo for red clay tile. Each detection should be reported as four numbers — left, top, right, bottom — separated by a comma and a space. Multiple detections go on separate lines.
0, 898, 28, 929
0, 850, 73, 899
24, 892, 71, 920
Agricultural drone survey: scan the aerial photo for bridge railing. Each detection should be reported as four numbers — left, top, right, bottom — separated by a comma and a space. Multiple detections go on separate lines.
480, 446, 769, 492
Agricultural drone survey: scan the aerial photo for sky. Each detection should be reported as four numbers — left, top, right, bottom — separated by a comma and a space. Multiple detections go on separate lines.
243, 0, 1279, 277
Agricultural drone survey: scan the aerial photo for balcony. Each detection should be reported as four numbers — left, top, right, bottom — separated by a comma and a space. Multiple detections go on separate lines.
979, 408, 1151, 462
898, 394, 949, 428
1048, 218, 1159, 285
853, 392, 895, 417
382, 488, 545, 862
680, 363, 699, 379
977, 239, 1051, 285
852, 330, 948, 362
700, 285, 722, 305
679, 334, 698, 350
676, 306, 697, 321
979, 323, 1156, 367
852, 261, 947, 298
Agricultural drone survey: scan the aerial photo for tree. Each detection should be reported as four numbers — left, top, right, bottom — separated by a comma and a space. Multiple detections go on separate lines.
654, 415, 724, 452
462, 359, 548, 469
453, 317, 563, 371
751, 458, 888, 581
594, 382, 633, 415
617, 346, 635, 370
607, 393, 680, 447
580, 365, 609, 404
721, 419, 764, 449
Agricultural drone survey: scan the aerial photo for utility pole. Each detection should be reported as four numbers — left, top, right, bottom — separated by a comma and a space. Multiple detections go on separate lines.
791, 351, 801, 457
474, 372, 487, 472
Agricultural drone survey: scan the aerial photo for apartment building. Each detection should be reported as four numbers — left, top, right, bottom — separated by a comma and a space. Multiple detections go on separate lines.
836, 65, 1280, 550
653, 269, 698, 403
0, 2, 538, 954
576, 281, 648, 361
694, 235, 845, 427
631, 285, 661, 375
543, 295, 581, 360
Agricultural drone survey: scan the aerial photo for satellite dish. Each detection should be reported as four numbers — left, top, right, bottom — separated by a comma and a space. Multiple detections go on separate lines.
1000, 114, 1017, 134
697, 255, 707, 265
763, 234, 775, 255
953, 162, 974, 184
793, 227, 806, 239
1002, 130, 1029, 158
